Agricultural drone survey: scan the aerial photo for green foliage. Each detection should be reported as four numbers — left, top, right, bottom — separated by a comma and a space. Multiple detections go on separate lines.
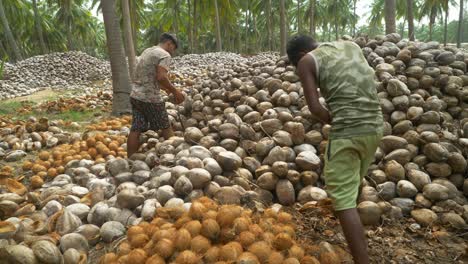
0, 0, 465, 60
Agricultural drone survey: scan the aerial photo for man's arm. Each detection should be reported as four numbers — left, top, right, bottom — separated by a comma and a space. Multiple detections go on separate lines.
297, 54, 331, 124
155, 65, 184, 104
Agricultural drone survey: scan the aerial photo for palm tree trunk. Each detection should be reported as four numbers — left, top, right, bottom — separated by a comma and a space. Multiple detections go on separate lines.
101, 0, 132, 115
65, 10, 73, 51
122, 0, 136, 80
353, 0, 356, 36
309, 0, 315, 37
214, 0, 222, 51
0, 41, 7, 57
0, 0, 22, 61
173, 1, 179, 36
188, 0, 192, 52
32, 0, 47, 54
267, 0, 272, 50
129, 1, 138, 51
407, 0, 415, 41
384, 0, 396, 34
253, 10, 258, 52
245, 0, 250, 53
429, 6, 437, 41
280, 0, 286, 56
334, 0, 339, 40
457, 0, 464, 47
444, 2, 449, 46
193, 0, 197, 53
400, 17, 406, 37
297, 0, 301, 33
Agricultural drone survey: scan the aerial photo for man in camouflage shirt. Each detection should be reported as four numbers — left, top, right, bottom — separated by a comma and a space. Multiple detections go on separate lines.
127, 33, 185, 158
287, 35, 384, 264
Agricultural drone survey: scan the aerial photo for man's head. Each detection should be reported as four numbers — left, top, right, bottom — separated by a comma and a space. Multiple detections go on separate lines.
159, 33, 178, 55
287, 35, 318, 67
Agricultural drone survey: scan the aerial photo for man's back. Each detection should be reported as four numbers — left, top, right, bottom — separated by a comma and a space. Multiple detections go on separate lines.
131, 46, 171, 103
309, 41, 383, 139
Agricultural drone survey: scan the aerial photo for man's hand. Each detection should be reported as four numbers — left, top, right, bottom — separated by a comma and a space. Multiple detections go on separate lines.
173, 89, 185, 104
297, 54, 331, 124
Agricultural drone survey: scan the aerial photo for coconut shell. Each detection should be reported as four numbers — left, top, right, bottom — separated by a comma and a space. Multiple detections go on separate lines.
273, 233, 294, 250
183, 220, 202, 237
99, 253, 118, 263
238, 231, 256, 249
300, 256, 321, 264
219, 244, 241, 261
233, 217, 251, 235
176, 251, 202, 264
204, 246, 220, 263
236, 252, 260, 264
267, 251, 285, 264
127, 249, 148, 263
201, 218, 220, 241
190, 235, 211, 254
288, 245, 305, 260
130, 234, 149, 248
175, 228, 192, 251
217, 205, 242, 227
154, 238, 174, 259
248, 241, 271, 263
117, 242, 132, 256
145, 254, 166, 264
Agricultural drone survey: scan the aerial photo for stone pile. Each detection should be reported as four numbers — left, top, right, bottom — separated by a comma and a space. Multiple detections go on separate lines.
1, 35, 468, 262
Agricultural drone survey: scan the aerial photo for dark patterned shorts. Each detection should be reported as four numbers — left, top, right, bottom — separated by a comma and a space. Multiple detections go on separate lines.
130, 98, 170, 132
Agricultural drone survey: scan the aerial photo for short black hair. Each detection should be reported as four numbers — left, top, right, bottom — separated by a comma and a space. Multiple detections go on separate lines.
287, 35, 317, 66
159, 33, 178, 48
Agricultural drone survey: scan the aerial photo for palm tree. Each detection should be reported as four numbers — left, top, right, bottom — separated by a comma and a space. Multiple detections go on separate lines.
101, 0, 131, 115
214, 0, 222, 51
32, 0, 48, 54
443, 0, 449, 45
407, 0, 415, 40
0, 0, 22, 61
457, 0, 464, 47
267, 0, 273, 49
122, 0, 136, 80
309, 0, 315, 37
385, 0, 397, 34
280, 0, 286, 55
418, 0, 445, 41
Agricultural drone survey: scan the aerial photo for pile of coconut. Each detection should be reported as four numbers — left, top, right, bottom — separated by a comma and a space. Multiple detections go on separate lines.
0, 91, 114, 161
97, 197, 338, 264
0, 51, 110, 99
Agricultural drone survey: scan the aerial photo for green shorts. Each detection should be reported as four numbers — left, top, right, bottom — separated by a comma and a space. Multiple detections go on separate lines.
324, 133, 382, 211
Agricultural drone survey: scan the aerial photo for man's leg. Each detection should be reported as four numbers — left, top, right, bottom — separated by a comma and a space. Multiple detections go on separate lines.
324, 138, 369, 264
127, 100, 147, 158
127, 131, 141, 158
336, 209, 369, 264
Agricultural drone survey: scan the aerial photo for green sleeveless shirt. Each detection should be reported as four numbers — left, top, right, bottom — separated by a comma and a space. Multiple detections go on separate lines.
309, 41, 384, 139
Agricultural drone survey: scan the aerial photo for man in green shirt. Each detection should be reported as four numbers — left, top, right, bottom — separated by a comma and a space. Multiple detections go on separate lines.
287, 35, 384, 264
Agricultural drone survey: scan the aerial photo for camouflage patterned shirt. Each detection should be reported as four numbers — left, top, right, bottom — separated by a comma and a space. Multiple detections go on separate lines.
130, 46, 172, 103
309, 41, 384, 139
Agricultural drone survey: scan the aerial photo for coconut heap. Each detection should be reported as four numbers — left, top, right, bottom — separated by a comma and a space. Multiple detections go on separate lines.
0, 34, 468, 263
0, 51, 110, 100
98, 197, 334, 264
0, 91, 113, 161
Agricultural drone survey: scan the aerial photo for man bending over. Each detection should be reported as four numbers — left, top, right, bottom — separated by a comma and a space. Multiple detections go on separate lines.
127, 33, 184, 158
287, 35, 384, 264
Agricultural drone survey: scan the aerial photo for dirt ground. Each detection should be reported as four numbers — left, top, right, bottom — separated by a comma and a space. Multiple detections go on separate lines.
291, 201, 468, 264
